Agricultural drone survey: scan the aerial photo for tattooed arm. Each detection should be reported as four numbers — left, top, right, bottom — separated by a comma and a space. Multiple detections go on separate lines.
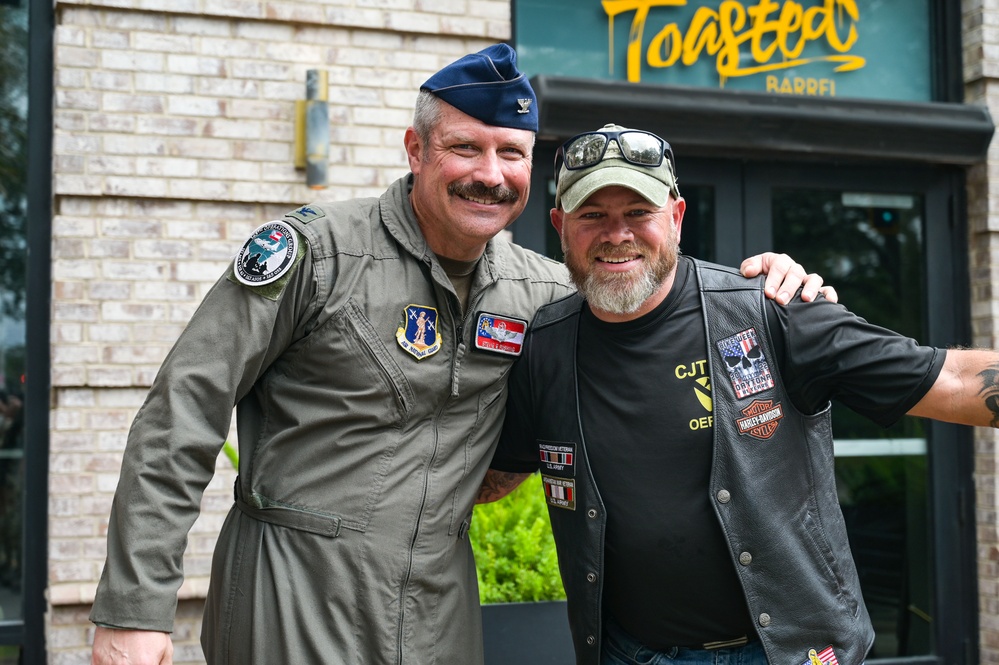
909, 349, 999, 427
476, 470, 533, 504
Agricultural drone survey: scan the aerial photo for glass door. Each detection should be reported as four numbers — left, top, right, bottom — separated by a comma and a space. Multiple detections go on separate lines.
684, 160, 973, 662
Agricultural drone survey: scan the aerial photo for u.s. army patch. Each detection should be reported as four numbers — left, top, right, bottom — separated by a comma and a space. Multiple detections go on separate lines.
396, 304, 442, 361
538, 441, 575, 476
542, 475, 575, 510
716, 328, 775, 399
234, 221, 298, 286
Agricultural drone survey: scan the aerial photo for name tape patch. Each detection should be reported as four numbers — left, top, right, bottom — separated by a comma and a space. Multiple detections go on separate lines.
474, 312, 527, 357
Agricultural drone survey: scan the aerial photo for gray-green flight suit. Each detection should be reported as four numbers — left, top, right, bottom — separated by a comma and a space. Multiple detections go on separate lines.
90, 175, 573, 664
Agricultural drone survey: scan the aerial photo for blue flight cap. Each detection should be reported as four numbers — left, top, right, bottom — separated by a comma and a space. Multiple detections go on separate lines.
420, 44, 538, 132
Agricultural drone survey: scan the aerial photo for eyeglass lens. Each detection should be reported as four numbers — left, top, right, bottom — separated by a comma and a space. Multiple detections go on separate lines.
564, 134, 609, 169
618, 132, 664, 166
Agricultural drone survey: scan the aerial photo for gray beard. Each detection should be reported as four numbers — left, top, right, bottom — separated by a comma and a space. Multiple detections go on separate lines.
563, 242, 677, 316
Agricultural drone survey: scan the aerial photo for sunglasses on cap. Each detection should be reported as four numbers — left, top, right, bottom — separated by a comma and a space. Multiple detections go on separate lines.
554, 129, 677, 185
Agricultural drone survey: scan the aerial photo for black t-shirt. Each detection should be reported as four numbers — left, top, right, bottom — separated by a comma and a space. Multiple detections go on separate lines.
493, 256, 944, 648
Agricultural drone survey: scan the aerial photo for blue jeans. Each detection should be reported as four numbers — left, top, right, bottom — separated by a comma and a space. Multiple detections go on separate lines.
601, 617, 769, 665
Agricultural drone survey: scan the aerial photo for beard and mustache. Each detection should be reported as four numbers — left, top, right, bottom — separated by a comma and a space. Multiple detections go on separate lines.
562, 230, 679, 316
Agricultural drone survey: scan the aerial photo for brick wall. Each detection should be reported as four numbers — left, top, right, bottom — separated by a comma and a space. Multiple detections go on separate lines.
965, 0, 999, 662
48, 1, 509, 662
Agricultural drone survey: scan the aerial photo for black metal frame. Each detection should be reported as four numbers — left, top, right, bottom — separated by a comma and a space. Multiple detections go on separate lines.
20, 0, 53, 660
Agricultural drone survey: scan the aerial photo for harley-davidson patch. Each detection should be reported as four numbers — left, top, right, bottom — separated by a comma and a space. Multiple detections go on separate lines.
736, 399, 784, 440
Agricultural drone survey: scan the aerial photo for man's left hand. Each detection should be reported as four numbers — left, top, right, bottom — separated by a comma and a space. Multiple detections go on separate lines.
740, 252, 838, 305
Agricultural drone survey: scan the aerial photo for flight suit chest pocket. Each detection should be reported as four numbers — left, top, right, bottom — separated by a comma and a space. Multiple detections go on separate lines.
289, 298, 415, 428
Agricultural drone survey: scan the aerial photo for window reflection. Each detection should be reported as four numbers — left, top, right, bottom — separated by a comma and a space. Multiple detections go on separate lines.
773, 187, 932, 658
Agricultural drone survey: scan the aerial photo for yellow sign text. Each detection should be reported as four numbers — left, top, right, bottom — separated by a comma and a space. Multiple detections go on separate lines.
602, 0, 866, 86
766, 75, 835, 95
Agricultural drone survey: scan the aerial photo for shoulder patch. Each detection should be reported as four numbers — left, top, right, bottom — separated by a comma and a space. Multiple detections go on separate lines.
234, 221, 298, 287
285, 205, 326, 224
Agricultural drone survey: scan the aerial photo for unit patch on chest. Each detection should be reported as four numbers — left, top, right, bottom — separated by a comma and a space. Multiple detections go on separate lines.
396, 304, 442, 361
716, 327, 775, 398
473, 312, 527, 357
233, 221, 298, 286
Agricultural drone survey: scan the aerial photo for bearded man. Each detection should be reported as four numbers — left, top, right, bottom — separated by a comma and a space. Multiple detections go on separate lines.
480, 123, 999, 665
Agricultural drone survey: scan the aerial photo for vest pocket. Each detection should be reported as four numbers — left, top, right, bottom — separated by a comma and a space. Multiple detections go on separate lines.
800, 508, 861, 617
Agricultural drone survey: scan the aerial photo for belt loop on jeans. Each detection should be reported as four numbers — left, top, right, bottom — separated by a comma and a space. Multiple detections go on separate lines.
703, 636, 749, 650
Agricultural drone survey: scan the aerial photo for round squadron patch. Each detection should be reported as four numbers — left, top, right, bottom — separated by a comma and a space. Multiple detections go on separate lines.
234, 221, 298, 286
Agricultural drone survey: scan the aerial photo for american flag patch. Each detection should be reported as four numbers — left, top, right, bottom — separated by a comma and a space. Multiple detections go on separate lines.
716, 328, 775, 398
801, 645, 839, 665
542, 475, 575, 511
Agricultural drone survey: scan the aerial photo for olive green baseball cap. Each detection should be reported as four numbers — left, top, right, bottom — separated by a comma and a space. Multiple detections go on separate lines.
555, 123, 679, 213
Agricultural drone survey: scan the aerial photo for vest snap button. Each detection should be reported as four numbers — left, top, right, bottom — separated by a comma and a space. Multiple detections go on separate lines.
739, 551, 752, 566
587, 508, 598, 519
717, 489, 731, 503
758, 612, 771, 627
586, 572, 597, 583
587, 635, 596, 646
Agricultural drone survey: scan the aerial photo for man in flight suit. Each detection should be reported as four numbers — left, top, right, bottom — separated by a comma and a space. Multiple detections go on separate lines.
90, 52, 829, 664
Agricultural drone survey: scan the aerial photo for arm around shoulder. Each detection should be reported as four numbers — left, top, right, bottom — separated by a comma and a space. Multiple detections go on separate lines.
908, 348, 999, 428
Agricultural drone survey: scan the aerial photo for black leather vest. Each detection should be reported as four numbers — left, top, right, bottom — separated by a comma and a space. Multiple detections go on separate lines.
521, 260, 874, 665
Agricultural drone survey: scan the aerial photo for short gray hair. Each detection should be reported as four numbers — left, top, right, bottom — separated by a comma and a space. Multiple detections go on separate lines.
413, 91, 444, 145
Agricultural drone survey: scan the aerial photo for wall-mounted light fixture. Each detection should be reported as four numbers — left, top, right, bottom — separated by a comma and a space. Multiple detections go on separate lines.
294, 69, 329, 189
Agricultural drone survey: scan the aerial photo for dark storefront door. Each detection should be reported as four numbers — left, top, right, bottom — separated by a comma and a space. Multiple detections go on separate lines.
680, 159, 975, 663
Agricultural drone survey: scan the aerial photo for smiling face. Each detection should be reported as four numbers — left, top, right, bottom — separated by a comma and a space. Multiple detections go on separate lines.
552, 185, 685, 322
405, 100, 534, 260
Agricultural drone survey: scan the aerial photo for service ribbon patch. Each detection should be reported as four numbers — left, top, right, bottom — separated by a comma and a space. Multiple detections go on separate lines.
538, 441, 575, 476
474, 312, 527, 357
395, 304, 442, 361
801, 646, 840, 665
736, 399, 784, 440
542, 475, 576, 511
234, 221, 298, 286
716, 328, 775, 398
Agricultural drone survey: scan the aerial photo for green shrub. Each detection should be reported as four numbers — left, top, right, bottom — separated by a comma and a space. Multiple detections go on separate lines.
470, 473, 566, 604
